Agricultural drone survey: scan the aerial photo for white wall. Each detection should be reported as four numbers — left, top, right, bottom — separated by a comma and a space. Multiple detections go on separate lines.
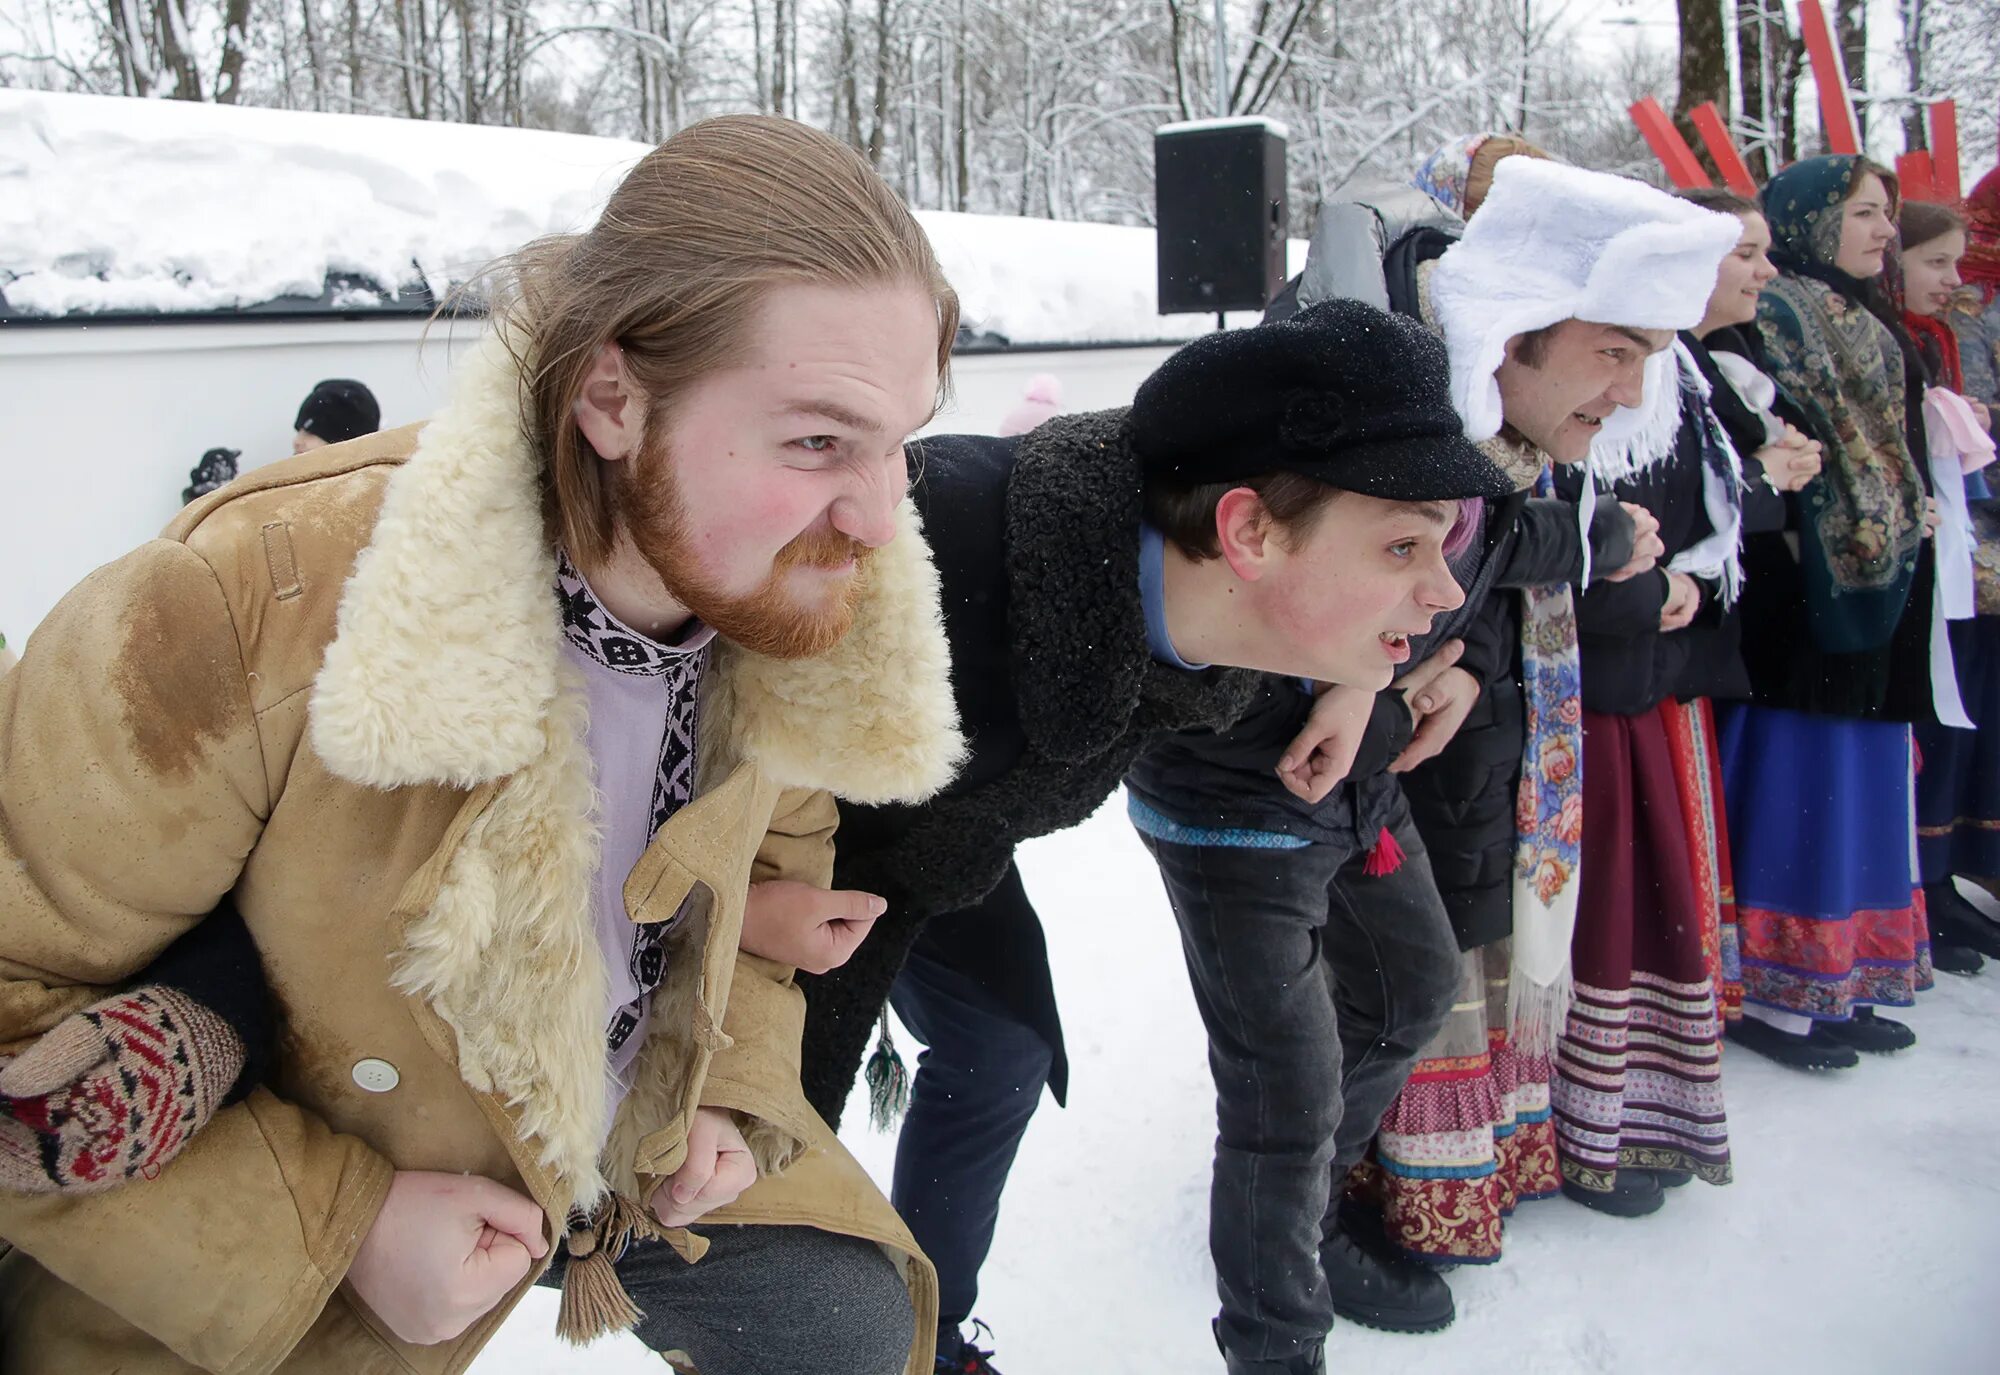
0, 318, 1170, 646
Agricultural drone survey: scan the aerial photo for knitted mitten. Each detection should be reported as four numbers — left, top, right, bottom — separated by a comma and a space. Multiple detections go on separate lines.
0, 907, 270, 1194
0, 987, 243, 1192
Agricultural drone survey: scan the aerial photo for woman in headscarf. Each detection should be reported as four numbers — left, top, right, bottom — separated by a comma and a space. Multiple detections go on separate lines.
1900, 199, 2000, 972
1537, 184, 1831, 1216
1674, 188, 1827, 1028
1949, 167, 2000, 413
1715, 155, 1940, 1070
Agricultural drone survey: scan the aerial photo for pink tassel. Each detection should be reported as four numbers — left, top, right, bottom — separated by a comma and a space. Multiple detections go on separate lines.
1363, 826, 1405, 878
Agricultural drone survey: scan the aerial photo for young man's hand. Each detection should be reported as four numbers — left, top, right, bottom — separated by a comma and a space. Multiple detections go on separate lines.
653, 1107, 758, 1228
1660, 572, 1703, 631
1276, 679, 1385, 805
1601, 503, 1665, 583
1390, 658, 1481, 774
347, 1171, 548, 1346
739, 880, 886, 975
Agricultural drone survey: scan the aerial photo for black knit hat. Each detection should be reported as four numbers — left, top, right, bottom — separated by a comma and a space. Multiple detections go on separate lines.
1129, 299, 1517, 502
294, 379, 381, 445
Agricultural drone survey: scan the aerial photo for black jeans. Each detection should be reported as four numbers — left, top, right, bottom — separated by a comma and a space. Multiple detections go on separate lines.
537, 1223, 912, 1375
888, 865, 1056, 1338
1139, 798, 1460, 1363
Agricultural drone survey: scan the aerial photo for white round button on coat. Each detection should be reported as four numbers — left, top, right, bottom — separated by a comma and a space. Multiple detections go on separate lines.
351, 1058, 400, 1093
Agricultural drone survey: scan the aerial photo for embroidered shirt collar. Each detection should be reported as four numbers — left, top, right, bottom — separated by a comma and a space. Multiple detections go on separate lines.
557, 549, 717, 673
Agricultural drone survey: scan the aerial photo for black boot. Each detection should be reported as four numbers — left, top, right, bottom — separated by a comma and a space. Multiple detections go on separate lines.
1932, 939, 1986, 975
1560, 1170, 1665, 1218
1319, 1222, 1456, 1334
1815, 1008, 1917, 1054
1727, 1016, 1859, 1071
1926, 882, 1999, 968
1214, 1320, 1325, 1375
1644, 1168, 1694, 1189
1334, 1192, 1394, 1256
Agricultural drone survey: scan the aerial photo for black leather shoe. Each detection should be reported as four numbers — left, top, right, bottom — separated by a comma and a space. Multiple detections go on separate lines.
1727, 1016, 1859, 1070
1561, 1170, 1665, 1218
1320, 1227, 1456, 1333
1815, 1008, 1917, 1054
1931, 939, 1986, 975
1926, 882, 2000, 959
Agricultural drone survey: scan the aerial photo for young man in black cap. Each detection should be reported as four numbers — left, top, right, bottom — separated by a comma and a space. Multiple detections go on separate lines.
291, 377, 382, 453
789, 298, 1519, 1375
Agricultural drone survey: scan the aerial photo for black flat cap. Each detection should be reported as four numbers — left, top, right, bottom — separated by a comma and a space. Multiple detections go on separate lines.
1130, 298, 1518, 502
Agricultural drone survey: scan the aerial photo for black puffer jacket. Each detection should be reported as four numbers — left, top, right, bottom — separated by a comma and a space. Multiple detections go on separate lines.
799, 414, 1263, 1125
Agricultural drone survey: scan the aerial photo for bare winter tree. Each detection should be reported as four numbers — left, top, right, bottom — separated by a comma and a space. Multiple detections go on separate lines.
1, 0, 1991, 221
1673, 0, 1727, 171
1734, 0, 1806, 175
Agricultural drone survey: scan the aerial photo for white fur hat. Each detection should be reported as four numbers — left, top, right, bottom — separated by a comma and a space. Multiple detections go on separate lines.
1429, 158, 1743, 441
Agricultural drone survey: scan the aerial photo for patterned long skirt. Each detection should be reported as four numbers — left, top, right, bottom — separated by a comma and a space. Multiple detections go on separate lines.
1716, 703, 1933, 1027
1552, 705, 1732, 1195
1356, 940, 1560, 1265
1662, 697, 1743, 1021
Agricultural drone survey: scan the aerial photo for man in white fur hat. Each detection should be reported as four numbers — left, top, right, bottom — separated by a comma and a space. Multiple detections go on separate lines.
1120, 157, 1743, 1374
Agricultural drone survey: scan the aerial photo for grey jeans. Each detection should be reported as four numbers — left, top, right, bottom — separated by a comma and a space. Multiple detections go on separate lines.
538, 1223, 913, 1375
1139, 798, 1461, 1363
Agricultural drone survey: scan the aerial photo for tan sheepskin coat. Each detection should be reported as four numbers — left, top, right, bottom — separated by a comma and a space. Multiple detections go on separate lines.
0, 336, 965, 1375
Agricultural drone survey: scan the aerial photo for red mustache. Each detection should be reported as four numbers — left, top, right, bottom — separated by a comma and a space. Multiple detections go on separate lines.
776, 526, 872, 571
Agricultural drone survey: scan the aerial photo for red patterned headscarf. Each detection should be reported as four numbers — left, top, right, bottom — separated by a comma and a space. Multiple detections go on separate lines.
1965, 166, 2000, 301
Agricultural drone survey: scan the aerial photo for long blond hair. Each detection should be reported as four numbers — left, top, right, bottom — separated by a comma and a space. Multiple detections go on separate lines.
472, 115, 959, 568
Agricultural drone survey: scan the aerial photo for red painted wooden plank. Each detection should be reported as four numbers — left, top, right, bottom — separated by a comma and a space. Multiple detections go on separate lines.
1797, 0, 1861, 156
1691, 103, 1759, 195
1930, 101, 1961, 203
1897, 150, 1936, 202
1629, 97, 1712, 190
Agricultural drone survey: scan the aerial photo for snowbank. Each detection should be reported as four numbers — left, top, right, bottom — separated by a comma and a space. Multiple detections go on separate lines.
0, 91, 1304, 344
0, 92, 639, 317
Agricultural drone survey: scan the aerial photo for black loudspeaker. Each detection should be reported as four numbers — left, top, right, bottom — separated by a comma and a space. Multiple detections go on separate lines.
1155, 119, 1288, 316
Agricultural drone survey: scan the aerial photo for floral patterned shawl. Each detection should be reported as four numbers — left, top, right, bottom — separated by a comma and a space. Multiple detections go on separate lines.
1757, 155, 1927, 654
1505, 461, 1584, 1053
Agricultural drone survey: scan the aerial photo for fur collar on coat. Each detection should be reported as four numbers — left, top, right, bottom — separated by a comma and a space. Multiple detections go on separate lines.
305, 332, 965, 1208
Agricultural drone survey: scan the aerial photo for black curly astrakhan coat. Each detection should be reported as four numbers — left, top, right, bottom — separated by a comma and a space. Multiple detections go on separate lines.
798, 409, 1263, 1126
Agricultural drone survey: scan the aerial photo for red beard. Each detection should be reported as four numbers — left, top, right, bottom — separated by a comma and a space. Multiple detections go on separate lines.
615, 439, 873, 660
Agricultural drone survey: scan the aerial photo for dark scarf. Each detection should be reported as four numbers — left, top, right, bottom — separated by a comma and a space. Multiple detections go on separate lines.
1758, 155, 1929, 654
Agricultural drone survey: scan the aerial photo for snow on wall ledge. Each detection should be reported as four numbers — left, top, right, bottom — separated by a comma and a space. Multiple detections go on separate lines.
0, 90, 1303, 345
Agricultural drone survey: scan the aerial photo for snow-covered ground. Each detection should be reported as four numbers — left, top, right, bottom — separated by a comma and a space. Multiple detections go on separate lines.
474, 796, 2000, 1375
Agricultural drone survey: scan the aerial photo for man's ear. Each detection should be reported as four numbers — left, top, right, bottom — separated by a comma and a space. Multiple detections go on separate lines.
573, 342, 646, 463
1215, 487, 1276, 582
